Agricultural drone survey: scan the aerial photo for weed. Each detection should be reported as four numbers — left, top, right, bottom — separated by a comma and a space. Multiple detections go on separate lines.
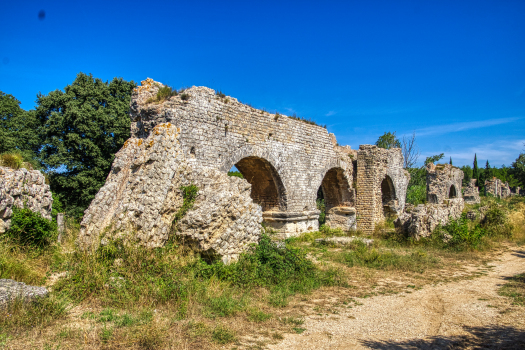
292, 327, 306, 334
498, 273, 525, 306
100, 324, 113, 343
136, 322, 164, 349
215, 90, 226, 98
212, 324, 236, 344
335, 241, 440, 273
247, 309, 272, 322
171, 184, 199, 229
5, 206, 57, 247
146, 85, 177, 104
0, 295, 67, 332
280, 316, 304, 326
205, 293, 246, 318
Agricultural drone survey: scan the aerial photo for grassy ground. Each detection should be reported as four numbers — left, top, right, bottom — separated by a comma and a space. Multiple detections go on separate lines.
1, 196, 524, 349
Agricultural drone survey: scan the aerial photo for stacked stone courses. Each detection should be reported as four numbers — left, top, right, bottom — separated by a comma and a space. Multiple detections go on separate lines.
80, 78, 410, 253
0, 167, 53, 234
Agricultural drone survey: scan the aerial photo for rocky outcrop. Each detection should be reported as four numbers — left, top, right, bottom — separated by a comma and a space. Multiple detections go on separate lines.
0, 279, 48, 307
78, 123, 263, 263
394, 199, 464, 239
0, 167, 53, 233
463, 179, 481, 204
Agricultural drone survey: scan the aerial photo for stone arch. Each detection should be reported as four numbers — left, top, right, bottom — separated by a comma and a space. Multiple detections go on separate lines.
319, 167, 353, 211
380, 175, 397, 218
231, 156, 287, 212
448, 185, 457, 199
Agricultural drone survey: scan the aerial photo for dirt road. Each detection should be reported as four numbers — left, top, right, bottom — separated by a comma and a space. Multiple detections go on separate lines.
269, 248, 525, 349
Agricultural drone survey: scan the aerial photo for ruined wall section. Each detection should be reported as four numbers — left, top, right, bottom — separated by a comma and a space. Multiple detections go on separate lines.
0, 167, 53, 234
355, 145, 409, 233
485, 178, 511, 198
463, 179, 481, 204
426, 163, 464, 204
129, 79, 351, 216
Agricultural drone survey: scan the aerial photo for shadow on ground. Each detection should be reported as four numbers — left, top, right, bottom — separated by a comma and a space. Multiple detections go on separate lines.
361, 325, 525, 349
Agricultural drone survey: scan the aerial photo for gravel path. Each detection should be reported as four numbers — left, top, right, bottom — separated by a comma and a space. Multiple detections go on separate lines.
269, 248, 525, 349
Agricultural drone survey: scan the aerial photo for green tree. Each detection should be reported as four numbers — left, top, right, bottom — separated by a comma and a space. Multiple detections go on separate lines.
472, 154, 479, 182
485, 160, 492, 179
424, 153, 444, 165
449, 157, 452, 165
512, 153, 525, 187
36, 73, 136, 216
375, 131, 401, 149
0, 91, 41, 162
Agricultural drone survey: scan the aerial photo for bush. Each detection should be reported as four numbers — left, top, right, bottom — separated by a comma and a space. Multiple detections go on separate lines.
406, 184, 426, 205
5, 206, 57, 247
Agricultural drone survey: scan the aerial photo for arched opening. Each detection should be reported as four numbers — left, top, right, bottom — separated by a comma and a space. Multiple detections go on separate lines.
317, 168, 354, 229
448, 185, 457, 199
231, 157, 286, 211
318, 168, 353, 211
380, 176, 396, 218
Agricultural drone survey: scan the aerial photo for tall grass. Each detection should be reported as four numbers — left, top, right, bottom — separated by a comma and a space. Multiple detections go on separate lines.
53, 232, 347, 313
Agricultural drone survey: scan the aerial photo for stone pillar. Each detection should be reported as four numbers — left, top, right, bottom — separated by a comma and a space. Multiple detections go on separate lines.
57, 213, 65, 243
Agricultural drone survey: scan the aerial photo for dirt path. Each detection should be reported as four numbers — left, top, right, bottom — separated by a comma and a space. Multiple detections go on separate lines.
269, 248, 525, 349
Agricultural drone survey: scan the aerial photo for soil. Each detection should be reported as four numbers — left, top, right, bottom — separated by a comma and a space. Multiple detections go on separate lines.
268, 247, 525, 349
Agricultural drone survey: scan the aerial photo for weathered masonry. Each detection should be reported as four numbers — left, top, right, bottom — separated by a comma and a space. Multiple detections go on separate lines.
130, 79, 410, 236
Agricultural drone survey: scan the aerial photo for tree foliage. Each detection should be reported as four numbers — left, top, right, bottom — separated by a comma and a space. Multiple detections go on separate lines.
36, 73, 136, 216
0, 91, 41, 162
375, 131, 401, 150
512, 153, 525, 187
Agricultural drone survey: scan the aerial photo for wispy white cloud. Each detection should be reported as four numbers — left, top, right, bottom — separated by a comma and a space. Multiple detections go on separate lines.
325, 110, 336, 117
415, 117, 521, 137
423, 139, 525, 167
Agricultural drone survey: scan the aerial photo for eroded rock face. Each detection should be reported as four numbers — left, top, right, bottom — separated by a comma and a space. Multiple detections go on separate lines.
0, 279, 48, 307
0, 167, 53, 233
78, 123, 263, 262
394, 199, 464, 239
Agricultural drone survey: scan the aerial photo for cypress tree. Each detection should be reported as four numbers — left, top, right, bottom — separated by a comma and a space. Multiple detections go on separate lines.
449, 157, 452, 165
485, 160, 492, 179
473, 154, 479, 182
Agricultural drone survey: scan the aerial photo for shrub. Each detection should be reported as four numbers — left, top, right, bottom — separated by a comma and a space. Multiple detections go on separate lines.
227, 171, 244, 179
5, 206, 57, 247
406, 184, 426, 205
180, 93, 190, 101
146, 85, 178, 104
0, 152, 24, 169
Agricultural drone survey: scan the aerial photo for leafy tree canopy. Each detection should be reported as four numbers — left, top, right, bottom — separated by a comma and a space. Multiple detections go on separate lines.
512, 153, 525, 187
375, 131, 401, 149
36, 73, 136, 216
0, 91, 41, 161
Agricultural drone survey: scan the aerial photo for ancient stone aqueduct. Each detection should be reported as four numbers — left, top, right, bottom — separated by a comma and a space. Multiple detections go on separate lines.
1, 78, 519, 261
128, 79, 410, 236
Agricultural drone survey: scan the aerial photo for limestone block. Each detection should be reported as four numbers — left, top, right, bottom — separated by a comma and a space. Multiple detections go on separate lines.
0, 167, 53, 231
0, 279, 48, 308
394, 198, 464, 239
325, 206, 356, 231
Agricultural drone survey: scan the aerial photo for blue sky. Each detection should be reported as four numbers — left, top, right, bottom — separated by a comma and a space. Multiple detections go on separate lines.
1, 0, 524, 167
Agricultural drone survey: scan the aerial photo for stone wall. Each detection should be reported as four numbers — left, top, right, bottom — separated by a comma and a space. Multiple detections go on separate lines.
355, 145, 410, 232
394, 162, 464, 239
78, 123, 262, 263
0, 167, 53, 234
485, 178, 511, 198
127, 79, 410, 236
463, 178, 480, 204
426, 163, 464, 204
